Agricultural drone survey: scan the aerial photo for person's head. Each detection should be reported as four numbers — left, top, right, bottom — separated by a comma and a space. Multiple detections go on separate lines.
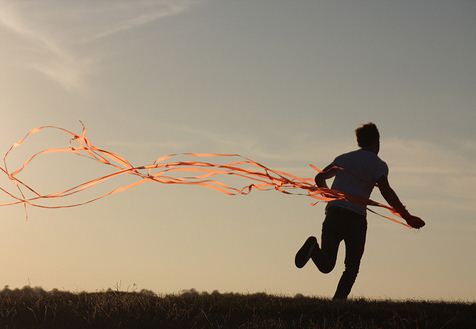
355, 122, 380, 154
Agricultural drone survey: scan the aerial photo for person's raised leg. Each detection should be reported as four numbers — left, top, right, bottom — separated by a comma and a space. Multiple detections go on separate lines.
311, 207, 343, 274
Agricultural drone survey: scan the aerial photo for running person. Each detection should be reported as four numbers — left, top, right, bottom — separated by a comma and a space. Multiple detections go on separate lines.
295, 123, 424, 300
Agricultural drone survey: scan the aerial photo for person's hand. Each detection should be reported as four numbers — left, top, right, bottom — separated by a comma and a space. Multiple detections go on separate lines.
395, 205, 425, 229
403, 214, 425, 229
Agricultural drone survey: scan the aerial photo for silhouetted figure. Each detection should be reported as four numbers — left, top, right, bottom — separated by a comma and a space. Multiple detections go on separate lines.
295, 123, 424, 300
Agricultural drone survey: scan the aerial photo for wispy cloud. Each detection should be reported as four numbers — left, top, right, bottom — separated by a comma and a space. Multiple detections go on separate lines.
83, 2, 193, 43
0, 0, 195, 90
0, 3, 87, 90
379, 138, 476, 211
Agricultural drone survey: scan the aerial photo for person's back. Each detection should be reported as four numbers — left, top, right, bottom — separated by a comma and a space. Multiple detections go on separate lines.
329, 149, 388, 215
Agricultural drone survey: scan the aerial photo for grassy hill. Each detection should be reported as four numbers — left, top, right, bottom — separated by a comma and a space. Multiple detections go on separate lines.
0, 287, 474, 329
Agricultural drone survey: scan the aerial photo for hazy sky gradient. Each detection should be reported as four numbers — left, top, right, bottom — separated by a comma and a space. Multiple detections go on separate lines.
0, 0, 475, 301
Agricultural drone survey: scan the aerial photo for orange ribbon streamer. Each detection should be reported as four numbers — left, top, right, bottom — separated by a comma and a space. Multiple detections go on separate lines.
0, 124, 411, 227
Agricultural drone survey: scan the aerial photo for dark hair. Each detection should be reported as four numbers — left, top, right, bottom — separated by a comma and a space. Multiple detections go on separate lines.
355, 123, 380, 147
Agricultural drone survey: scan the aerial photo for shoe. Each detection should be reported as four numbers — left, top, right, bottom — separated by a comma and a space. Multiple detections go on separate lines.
295, 236, 317, 268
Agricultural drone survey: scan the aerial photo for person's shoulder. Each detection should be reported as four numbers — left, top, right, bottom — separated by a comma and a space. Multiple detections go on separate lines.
340, 149, 379, 161
375, 154, 388, 167
377, 156, 389, 179
333, 150, 358, 163
336, 149, 360, 159
374, 154, 389, 177
356, 149, 383, 160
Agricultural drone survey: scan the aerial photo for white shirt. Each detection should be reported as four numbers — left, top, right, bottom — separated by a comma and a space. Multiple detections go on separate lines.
327, 149, 388, 215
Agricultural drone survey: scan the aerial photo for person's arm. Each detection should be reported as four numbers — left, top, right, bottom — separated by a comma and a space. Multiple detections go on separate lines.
314, 163, 340, 188
377, 175, 425, 228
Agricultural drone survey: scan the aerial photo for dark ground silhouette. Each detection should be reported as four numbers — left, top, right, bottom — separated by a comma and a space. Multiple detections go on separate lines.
0, 286, 474, 329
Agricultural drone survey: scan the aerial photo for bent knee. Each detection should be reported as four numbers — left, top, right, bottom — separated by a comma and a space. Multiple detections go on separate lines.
318, 264, 335, 274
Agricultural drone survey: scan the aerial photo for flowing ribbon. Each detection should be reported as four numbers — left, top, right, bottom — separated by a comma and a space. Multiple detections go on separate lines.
0, 124, 411, 227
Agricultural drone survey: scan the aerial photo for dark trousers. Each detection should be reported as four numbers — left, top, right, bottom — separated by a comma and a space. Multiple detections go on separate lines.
311, 206, 367, 300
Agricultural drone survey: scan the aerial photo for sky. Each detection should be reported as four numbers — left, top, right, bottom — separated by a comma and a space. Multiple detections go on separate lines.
0, 0, 475, 301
